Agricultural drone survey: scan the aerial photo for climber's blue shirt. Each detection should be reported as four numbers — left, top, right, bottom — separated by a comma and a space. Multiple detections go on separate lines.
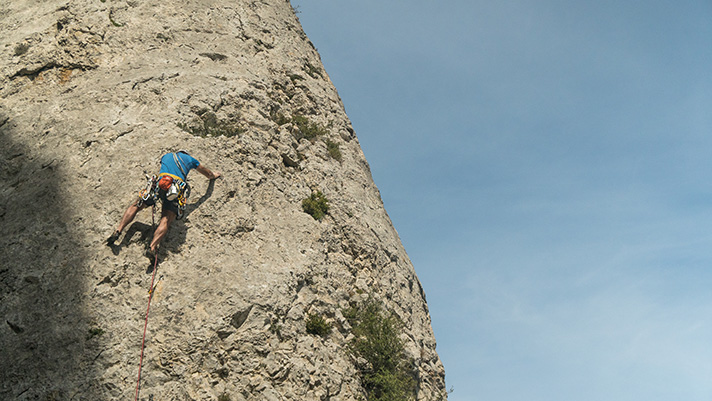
159, 152, 200, 181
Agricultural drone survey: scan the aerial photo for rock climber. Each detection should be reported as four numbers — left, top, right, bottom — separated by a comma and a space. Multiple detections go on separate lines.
106, 150, 221, 262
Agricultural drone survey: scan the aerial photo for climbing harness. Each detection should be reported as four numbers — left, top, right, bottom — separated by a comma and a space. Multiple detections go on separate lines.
134, 205, 160, 401
154, 173, 190, 218
141, 153, 192, 218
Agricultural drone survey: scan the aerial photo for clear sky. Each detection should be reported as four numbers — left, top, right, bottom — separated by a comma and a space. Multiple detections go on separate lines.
292, 1, 712, 400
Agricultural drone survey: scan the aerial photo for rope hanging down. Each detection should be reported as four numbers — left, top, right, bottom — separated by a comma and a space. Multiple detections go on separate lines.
134, 206, 160, 401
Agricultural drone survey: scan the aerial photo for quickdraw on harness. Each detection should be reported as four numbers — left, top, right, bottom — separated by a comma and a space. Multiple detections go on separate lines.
138, 174, 158, 206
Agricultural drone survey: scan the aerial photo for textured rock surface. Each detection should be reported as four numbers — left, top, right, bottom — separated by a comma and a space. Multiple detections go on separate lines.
0, 1, 447, 400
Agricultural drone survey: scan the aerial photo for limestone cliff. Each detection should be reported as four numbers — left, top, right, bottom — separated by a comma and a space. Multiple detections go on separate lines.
0, 1, 447, 400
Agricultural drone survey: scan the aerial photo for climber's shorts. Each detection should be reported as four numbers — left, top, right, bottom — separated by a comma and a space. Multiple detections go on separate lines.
160, 197, 180, 217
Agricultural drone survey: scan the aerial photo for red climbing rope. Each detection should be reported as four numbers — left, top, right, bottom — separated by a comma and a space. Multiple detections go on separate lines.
134, 206, 159, 401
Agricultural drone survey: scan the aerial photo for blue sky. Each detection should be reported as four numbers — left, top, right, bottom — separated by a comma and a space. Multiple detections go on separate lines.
293, 1, 712, 400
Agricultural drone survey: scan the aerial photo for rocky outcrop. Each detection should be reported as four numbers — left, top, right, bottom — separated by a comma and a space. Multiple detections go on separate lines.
0, 1, 447, 400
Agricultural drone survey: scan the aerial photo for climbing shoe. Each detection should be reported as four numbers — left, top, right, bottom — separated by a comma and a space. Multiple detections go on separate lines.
145, 247, 157, 263
106, 231, 120, 246
145, 247, 158, 274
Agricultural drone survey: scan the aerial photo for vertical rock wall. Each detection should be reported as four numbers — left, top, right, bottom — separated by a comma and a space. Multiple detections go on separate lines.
0, 1, 447, 400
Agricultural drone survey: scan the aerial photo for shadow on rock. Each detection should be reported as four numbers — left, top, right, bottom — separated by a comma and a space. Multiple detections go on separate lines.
108, 221, 153, 256
161, 178, 216, 254
185, 178, 216, 218
0, 112, 97, 399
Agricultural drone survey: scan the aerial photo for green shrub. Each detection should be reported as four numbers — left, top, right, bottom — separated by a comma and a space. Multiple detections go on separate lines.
302, 191, 329, 220
345, 299, 416, 401
178, 113, 243, 138
304, 62, 323, 79
108, 10, 124, 27
326, 139, 342, 162
14, 43, 30, 56
292, 114, 327, 141
364, 369, 416, 401
288, 73, 305, 84
270, 318, 282, 337
306, 313, 332, 337
86, 326, 104, 340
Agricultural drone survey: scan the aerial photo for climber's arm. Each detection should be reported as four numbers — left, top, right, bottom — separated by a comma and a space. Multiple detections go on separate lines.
196, 164, 222, 180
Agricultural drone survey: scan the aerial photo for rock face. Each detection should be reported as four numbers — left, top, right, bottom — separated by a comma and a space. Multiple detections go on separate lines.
0, 1, 447, 400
